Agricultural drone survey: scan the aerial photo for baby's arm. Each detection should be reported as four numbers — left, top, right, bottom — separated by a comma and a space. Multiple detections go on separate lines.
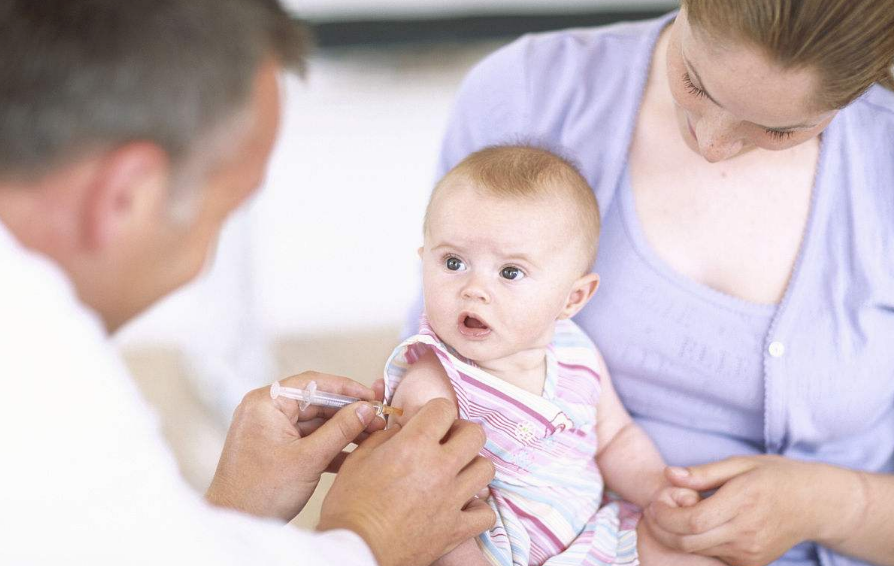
389, 349, 457, 426
389, 349, 492, 566
593, 348, 667, 507
593, 350, 727, 566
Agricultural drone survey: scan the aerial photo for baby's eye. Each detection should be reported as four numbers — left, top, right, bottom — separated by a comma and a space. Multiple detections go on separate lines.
445, 257, 466, 271
500, 266, 525, 281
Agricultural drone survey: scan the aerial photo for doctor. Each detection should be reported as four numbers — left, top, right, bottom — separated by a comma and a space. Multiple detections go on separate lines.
0, 1, 494, 565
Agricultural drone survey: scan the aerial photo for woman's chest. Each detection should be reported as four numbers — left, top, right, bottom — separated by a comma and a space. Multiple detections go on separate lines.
584, 178, 894, 460
627, 122, 820, 305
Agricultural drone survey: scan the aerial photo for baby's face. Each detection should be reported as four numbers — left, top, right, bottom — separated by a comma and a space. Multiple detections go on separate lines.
421, 181, 588, 365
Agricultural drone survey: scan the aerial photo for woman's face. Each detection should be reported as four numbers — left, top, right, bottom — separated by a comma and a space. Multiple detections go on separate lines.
665, 10, 837, 162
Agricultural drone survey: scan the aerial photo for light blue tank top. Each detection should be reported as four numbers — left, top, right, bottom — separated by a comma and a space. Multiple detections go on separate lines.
409, 12, 894, 566
602, 167, 775, 463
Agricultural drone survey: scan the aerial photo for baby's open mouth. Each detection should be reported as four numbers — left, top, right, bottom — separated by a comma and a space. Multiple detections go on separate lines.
458, 313, 491, 338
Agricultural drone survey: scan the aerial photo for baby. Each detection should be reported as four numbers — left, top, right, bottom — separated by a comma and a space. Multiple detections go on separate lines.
384, 146, 716, 566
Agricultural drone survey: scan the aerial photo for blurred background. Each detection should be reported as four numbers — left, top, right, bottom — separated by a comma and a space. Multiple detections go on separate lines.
114, 0, 677, 527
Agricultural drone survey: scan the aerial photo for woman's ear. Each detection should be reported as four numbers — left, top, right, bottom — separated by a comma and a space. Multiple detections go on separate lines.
558, 273, 600, 320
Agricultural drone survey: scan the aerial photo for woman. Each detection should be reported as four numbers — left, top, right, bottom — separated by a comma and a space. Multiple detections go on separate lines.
413, 1, 894, 564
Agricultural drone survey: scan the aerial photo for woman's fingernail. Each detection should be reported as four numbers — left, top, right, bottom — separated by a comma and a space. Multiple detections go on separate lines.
669, 466, 690, 478
355, 403, 374, 425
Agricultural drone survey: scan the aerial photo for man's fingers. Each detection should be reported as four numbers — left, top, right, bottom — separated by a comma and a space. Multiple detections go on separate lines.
372, 378, 386, 402
296, 417, 327, 437
457, 497, 497, 540
665, 456, 757, 491
442, 419, 487, 465
271, 372, 376, 421
455, 456, 495, 504
297, 412, 386, 438
278, 372, 376, 401
353, 423, 401, 452
325, 451, 351, 474
301, 402, 374, 465
401, 398, 457, 440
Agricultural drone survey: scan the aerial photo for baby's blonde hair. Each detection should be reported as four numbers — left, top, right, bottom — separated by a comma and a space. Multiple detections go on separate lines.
424, 145, 600, 273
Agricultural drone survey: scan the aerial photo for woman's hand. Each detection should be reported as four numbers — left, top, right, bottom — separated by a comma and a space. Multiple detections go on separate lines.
643, 455, 863, 566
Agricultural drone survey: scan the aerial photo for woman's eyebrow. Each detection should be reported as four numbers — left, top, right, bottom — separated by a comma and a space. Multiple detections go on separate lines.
684, 55, 725, 108
683, 55, 818, 130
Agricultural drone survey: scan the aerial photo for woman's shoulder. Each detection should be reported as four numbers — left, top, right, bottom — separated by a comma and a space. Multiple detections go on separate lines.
839, 85, 894, 148
857, 84, 894, 115
467, 14, 671, 101
488, 14, 669, 69
834, 86, 894, 197
438, 13, 673, 184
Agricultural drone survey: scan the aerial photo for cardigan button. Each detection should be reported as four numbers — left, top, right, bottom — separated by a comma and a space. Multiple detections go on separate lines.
768, 341, 785, 358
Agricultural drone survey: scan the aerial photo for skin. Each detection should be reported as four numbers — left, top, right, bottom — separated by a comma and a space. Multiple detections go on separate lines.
0, 58, 495, 566
402, 179, 727, 566
420, 180, 599, 393
0, 60, 282, 333
668, 16, 835, 162
629, 9, 894, 566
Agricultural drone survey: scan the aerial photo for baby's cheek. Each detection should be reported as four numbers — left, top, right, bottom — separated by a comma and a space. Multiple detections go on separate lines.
424, 297, 452, 337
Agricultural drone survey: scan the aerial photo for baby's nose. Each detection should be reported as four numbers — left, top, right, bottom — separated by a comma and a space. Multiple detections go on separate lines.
461, 284, 490, 303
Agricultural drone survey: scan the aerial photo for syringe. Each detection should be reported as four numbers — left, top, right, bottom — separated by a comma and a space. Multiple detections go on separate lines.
270, 380, 403, 418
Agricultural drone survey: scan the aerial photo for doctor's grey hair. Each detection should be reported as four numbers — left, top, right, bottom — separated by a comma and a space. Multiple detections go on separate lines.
0, 0, 310, 190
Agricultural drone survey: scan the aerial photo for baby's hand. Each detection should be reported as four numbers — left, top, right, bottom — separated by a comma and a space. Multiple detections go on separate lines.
639, 489, 726, 566
653, 485, 701, 509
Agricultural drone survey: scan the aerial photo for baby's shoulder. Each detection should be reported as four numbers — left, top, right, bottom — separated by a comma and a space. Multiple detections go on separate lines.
552, 319, 605, 381
553, 318, 599, 350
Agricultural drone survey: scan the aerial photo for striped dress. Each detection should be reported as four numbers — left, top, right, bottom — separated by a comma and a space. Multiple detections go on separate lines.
384, 319, 640, 566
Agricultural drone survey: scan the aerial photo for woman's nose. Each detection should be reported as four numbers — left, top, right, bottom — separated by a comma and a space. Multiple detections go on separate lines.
695, 113, 745, 163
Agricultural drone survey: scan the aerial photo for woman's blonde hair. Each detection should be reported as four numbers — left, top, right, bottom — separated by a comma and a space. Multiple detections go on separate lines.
682, 0, 894, 109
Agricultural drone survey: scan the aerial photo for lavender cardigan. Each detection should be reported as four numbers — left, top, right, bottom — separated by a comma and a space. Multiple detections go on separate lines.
408, 12, 894, 566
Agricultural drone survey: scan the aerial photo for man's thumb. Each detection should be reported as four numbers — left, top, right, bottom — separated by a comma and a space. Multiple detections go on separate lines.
304, 402, 375, 462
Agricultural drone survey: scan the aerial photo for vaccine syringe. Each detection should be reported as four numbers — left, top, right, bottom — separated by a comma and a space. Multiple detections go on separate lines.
270, 380, 403, 418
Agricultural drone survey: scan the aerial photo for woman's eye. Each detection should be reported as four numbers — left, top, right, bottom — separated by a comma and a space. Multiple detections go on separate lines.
682, 72, 707, 99
500, 266, 525, 280
765, 129, 795, 141
445, 257, 465, 271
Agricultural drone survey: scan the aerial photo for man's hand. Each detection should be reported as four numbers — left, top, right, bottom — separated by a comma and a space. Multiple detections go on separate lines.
318, 398, 496, 566
205, 371, 386, 521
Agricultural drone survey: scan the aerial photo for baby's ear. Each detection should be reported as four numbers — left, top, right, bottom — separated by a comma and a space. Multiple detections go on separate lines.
558, 273, 600, 320
417, 246, 424, 260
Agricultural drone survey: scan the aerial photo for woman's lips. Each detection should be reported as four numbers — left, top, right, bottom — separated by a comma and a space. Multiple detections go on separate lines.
457, 313, 491, 339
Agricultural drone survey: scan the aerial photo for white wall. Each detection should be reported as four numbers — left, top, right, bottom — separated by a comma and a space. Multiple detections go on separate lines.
290, 0, 672, 19
252, 51, 467, 335
116, 1, 677, 412
116, 44, 496, 411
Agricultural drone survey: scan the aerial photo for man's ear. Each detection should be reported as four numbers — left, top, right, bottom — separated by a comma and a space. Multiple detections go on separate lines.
558, 272, 600, 320
82, 143, 170, 251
